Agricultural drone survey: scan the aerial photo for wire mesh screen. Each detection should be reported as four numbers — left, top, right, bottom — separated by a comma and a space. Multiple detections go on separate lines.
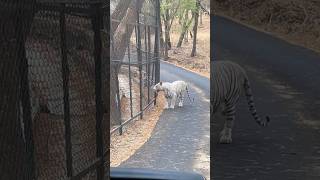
110, 0, 160, 135
1, 1, 109, 180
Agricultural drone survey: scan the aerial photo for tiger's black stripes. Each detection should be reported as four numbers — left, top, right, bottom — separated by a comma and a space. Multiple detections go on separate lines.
212, 60, 270, 127
185, 86, 194, 103
244, 79, 270, 126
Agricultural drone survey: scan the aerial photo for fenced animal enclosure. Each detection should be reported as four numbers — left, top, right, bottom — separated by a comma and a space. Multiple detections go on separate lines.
110, 0, 161, 135
0, 1, 109, 180
0, 0, 160, 179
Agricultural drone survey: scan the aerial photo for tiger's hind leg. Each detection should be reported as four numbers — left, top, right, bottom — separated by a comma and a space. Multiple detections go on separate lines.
164, 98, 169, 109
169, 93, 177, 109
219, 102, 236, 144
178, 92, 184, 107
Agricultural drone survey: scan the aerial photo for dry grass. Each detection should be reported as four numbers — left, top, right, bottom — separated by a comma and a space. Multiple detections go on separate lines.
110, 92, 166, 167
213, 0, 320, 54
166, 14, 210, 78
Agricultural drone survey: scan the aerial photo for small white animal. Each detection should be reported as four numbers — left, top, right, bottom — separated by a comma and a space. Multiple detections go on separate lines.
153, 80, 193, 109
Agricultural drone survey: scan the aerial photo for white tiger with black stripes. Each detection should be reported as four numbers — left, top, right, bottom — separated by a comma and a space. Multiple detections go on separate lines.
212, 60, 270, 144
153, 80, 193, 109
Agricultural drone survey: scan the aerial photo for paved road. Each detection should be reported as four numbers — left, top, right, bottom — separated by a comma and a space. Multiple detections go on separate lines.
120, 61, 210, 179
212, 15, 320, 179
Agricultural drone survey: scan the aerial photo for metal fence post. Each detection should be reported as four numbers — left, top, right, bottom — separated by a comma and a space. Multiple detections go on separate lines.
110, 0, 160, 136
154, 0, 161, 84
136, 1, 143, 119
92, 3, 105, 180
60, 4, 73, 177
18, 15, 35, 180
145, 25, 150, 104
115, 72, 123, 135
127, 24, 134, 119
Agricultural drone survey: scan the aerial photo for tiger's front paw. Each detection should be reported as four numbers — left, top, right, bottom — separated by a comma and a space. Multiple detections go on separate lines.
178, 102, 183, 107
164, 104, 169, 109
219, 135, 232, 144
219, 129, 232, 144
169, 105, 175, 109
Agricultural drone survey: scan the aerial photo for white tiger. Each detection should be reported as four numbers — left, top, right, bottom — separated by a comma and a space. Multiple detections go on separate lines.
153, 80, 193, 109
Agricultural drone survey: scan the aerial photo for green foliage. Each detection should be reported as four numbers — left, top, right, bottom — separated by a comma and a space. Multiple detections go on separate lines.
176, 0, 198, 33
160, 0, 181, 16
180, 0, 197, 14
160, 0, 200, 46
160, 0, 197, 20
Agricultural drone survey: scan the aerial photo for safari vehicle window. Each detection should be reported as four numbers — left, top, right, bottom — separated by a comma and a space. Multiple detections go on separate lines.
110, 0, 210, 179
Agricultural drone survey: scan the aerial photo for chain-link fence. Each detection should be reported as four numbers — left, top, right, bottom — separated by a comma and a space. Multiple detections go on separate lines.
110, 0, 161, 135
1, 1, 109, 179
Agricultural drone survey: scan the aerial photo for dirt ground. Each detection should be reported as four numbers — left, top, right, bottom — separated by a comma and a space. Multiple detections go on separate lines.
213, 0, 320, 54
110, 92, 166, 167
166, 14, 210, 78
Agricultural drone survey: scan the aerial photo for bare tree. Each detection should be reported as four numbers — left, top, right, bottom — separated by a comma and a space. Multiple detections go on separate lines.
161, 0, 180, 59
111, 0, 132, 35
191, 0, 199, 57
177, 10, 194, 47
112, 0, 144, 61
163, 8, 170, 59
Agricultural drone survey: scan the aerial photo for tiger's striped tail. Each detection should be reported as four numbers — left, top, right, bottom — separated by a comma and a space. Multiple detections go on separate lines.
244, 79, 270, 126
185, 86, 194, 103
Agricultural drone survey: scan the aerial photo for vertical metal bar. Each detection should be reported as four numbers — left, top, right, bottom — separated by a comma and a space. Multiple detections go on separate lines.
136, 2, 143, 119
147, 26, 151, 103
134, 25, 138, 50
110, 19, 115, 56
92, 3, 105, 180
144, 25, 149, 103
18, 23, 35, 180
115, 71, 123, 135
20, 54, 35, 180
127, 24, 134, 118
111, 9, 123, 135
60, 4, 73, 177
210, 3, 214, 179
154, 0, 161, 84
101, 3, 110, 179
151, 59, 155, 85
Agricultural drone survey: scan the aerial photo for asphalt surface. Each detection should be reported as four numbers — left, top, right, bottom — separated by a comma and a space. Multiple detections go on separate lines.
212, 15, 320, 179
120, 61, 210, 179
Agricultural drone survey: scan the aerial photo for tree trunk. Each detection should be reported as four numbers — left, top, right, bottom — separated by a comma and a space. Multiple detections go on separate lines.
112, 0, 144, 61
184, 11, 190, 43
177, 11, 188, 48
110, 0, 144, 125
159, 16, 165, 56
164, 8, 171, 52
177, 26, 187, 47
167, 34, 172, 50
111, 0, 132, 35
191, 2, 200, 57
163, 11, 169, 60
0, 1, 35, 179
185, 30, 188, 42
177, 11, 193, 48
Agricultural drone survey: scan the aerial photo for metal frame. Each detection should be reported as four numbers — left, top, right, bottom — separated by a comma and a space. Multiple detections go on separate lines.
18, 1, 109, 180
92, 3, 105, 180
18, 8, 36, 180
16, 0, 160, 179
110, 0, 161, 135
59, 3, 73, 177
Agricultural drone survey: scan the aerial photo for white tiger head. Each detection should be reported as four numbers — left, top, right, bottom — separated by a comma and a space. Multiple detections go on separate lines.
153, 81, 165, 92
153, 81, 173, 99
